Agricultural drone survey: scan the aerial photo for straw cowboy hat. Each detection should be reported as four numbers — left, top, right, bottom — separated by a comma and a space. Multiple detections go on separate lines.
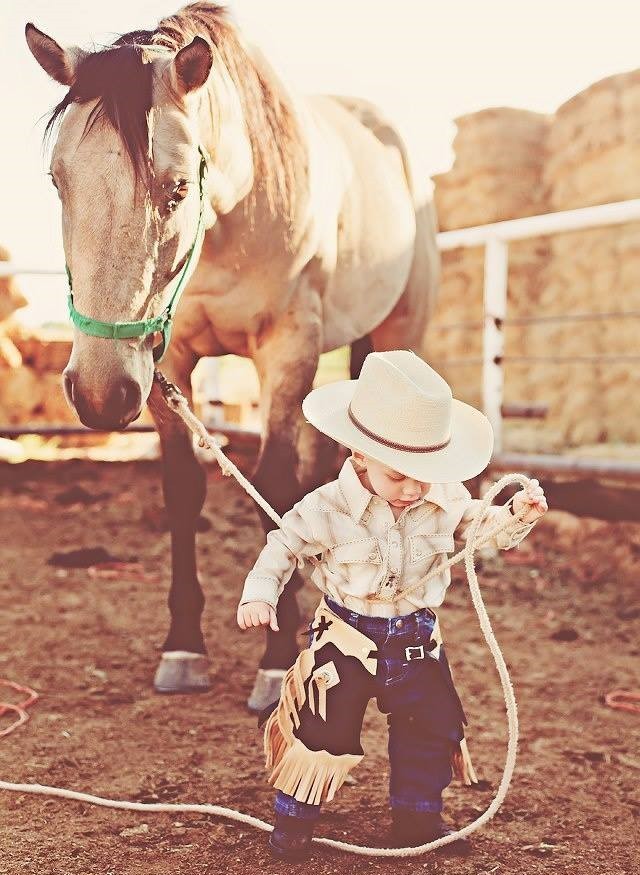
302, 350, 494, 483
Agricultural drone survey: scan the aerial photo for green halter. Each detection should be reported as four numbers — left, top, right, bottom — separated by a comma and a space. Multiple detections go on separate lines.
66, 148, 208, 363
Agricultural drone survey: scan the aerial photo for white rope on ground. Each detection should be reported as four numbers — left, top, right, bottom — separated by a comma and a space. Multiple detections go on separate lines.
0, 372, 531, 857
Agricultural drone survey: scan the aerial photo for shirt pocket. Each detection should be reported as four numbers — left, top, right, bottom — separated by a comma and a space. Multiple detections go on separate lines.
330, 537, 382, 565
409, 533, 455, 563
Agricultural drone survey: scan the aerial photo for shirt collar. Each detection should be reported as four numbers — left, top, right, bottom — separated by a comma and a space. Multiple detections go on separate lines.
338, 458, 454, 522
423, 481, 456, 512
338, 458, 376, 523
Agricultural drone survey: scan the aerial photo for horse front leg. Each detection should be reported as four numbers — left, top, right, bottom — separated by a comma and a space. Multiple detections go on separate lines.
147, 374, 210, 694
245, 312, 322, 712
296, 336, 373, 491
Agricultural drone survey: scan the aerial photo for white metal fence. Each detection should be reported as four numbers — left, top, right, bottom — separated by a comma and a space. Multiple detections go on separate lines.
437, 198, 640, 455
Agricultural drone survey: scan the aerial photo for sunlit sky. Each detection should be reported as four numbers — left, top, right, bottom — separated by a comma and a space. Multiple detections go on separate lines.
3, 0, 640, 325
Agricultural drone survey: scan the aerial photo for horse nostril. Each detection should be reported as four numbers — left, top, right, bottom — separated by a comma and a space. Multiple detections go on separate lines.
117, 378, 142, 422
63, 370, 76, 405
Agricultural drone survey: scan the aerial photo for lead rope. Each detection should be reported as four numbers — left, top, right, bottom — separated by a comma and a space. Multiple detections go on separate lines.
0, 372, 532, 857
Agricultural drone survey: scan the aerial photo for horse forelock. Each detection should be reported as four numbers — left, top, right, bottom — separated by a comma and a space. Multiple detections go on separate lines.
45, 41, 154, 186
44, 3, 305, 219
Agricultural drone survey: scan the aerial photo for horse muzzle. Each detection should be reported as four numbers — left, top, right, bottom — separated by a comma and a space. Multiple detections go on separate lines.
63, 368, 142, 430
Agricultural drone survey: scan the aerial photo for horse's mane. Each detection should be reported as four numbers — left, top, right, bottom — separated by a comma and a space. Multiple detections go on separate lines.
45, 3, 304, 217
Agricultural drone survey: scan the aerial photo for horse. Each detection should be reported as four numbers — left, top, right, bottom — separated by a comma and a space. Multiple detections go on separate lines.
25, 2, 440, 712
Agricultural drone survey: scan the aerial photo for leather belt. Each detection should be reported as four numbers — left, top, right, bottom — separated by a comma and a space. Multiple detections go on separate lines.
369, 638, 438, 662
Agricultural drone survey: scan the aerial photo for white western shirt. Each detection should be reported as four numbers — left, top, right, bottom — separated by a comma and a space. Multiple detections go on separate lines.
240, 458, 536, 617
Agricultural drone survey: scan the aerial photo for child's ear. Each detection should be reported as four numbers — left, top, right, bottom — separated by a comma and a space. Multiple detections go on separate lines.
351, 452, 367, 470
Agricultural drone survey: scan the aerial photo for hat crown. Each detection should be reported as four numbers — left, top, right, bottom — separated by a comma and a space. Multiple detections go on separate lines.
349, 351, 452, 450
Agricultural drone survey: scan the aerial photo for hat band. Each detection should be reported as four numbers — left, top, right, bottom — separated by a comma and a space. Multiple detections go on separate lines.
348, 404, 451, 453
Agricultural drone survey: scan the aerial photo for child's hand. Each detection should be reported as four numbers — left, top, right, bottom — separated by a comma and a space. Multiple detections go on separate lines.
512, 478, 548, 523
237, 601, 279, 631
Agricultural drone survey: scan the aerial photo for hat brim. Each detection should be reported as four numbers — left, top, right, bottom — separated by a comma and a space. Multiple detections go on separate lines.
302, 379, 494, 483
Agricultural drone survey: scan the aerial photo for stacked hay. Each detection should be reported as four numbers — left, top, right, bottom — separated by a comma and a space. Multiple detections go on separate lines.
0, 247, 75, 426
541, 71, 640, 445
0, 326, 75, 426
0, 245, 27, 328
428, 109, 551, 427
431, 72, 640, 451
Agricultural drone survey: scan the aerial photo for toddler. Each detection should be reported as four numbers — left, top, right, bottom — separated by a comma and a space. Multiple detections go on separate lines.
237, 351, 547, 860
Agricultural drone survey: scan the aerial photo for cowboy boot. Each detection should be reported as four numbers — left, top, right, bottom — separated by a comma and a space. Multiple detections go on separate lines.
269, 812, 315, 861
390, 809, 471, 856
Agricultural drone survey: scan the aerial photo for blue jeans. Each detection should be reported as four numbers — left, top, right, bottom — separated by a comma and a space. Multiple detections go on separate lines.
275, 598, 466, 822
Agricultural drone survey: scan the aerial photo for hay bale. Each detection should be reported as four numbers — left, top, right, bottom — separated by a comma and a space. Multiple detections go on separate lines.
429, 108, 551, 425
9, 326, 72, 373
0, 367, 75, 425
0, 334, 22, 369
431, 73, 640, 452
543, 70, 640, 445
0, 245, 27, 323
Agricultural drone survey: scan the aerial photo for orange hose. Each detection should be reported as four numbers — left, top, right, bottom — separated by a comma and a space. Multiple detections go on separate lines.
604, 689, 640, 715
0, 680, 39, 738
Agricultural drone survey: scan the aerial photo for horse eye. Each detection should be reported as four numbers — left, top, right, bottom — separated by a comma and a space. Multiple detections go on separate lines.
166, 180, 189, 213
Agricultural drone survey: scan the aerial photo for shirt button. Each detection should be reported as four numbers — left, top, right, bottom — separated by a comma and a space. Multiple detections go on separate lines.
395, 619, 403, 628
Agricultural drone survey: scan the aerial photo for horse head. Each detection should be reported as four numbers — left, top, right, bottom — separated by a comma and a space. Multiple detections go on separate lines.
25, 24, 221, 429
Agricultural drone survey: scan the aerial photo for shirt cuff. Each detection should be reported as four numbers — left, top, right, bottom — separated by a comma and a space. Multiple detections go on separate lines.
240, 574, 280, 608
494, 503, 537, 550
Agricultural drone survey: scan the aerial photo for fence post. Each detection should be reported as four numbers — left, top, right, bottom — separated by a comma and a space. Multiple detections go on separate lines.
193, 357, 224, 428
483, 237, 508, 455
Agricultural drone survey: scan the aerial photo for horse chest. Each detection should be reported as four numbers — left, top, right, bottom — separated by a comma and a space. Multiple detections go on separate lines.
177, 269, 293, 358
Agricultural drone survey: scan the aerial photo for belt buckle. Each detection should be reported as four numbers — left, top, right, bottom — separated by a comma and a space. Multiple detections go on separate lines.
405, 644, 425, 661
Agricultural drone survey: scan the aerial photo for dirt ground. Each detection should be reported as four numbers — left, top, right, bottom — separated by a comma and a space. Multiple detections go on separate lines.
1, 458, 639, 875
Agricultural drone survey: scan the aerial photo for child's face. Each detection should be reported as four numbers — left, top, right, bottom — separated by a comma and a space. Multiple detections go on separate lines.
354, 453, 430, 509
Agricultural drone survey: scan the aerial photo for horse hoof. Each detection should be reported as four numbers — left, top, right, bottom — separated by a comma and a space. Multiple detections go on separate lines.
154, 652, 211, 694
247, 668, 286, 713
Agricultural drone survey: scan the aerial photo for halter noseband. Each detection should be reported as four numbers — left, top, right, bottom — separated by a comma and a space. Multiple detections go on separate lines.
65, 147, 208, 363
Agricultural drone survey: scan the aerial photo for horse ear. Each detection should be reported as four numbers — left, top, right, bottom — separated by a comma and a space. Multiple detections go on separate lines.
173, 36, 213, 96
25, 23, 85, 86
